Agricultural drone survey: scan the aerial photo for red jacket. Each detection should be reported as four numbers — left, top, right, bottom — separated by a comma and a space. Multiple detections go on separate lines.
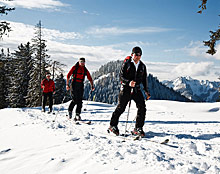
41, 79, 55, 93
67, 64, 92, 83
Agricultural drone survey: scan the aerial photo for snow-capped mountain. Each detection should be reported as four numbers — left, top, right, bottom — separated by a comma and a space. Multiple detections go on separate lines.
84, 60, 190, 104
163, 76, 220, 102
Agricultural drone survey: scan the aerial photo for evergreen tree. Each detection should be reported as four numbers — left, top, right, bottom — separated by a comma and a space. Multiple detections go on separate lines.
197, 0, 220, 55
26, 21, 50, 107
1, 43, 32, 108
0, 1, 15, 38
10, 42, 33, 107
0, 50, 7, 108
54, 73, 66, 104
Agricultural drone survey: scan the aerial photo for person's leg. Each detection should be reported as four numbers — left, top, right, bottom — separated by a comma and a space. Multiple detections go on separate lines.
110, 87, 131, 127
75, 84, 84, 115
132, 89, 146, 136
73, 83, 84, 121
42, 93, 48, 112
68, 84, 77, 119
48, 92, 53, 112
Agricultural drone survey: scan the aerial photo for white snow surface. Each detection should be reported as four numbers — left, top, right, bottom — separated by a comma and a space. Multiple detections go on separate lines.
0, 100, 220, 174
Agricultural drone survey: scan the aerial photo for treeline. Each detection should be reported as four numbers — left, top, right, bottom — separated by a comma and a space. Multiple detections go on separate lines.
84, 60, 191, 104
0, 21, 69, 109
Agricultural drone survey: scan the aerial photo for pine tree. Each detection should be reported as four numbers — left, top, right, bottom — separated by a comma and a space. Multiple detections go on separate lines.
10, 42, 33, 107
0, 49, 7, 108
54, 73, 66, 104
0, 1, 15, 38
26, 21, 50, 107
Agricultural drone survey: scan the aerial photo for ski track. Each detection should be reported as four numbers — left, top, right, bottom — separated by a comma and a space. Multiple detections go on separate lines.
0, 101, 220, 174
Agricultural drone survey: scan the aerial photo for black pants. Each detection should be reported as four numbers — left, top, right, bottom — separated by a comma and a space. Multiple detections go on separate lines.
68, 82, 84, 114
110, 86, 146, 128
42, 92, 53, 111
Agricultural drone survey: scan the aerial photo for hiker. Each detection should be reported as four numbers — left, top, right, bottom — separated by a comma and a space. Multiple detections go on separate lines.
66, 57, 94, 121
108, 46, 150, 137
41, 72, 55, 113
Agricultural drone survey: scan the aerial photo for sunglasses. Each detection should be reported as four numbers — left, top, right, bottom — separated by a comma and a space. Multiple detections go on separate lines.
79, 61, 85, 63
134, 52, 142, 56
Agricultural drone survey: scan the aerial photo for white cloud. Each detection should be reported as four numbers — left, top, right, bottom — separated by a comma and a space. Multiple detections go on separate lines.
83, 10, 99, 16
146, 61, 220, 81
1, 21, 219, 81
0, 0, 68, 10
163, 41, 220, 61
184, 41, 220, 60
86, 26, 174, 36
0, 21, 127, 74
172, 61, 214, 76
0, 21, 82, 44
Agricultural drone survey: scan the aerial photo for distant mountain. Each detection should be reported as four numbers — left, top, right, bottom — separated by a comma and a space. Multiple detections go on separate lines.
163, 76, 220, 102
84, 60, 190, 104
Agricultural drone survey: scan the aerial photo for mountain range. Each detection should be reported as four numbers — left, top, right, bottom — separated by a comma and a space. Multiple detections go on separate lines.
84, 60, 190, 104
163, 76, 220, 102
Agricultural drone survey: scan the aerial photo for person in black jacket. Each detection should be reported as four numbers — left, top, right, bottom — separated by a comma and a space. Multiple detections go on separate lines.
108, 46, 150, 137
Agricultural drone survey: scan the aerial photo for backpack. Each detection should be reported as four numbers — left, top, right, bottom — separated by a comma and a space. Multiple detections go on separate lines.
71, 62, 88, 83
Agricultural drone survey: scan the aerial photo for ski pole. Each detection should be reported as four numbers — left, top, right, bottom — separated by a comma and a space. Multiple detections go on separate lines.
84, 90, 92, 111
123, 88, 133, 141
53, 93, 67, 122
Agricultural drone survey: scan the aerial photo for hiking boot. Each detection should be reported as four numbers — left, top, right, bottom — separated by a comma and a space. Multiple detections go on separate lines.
132, 127, 145, 137
68, 111, 72, 119
74, 113, 81, 121
108, 125, 119, 136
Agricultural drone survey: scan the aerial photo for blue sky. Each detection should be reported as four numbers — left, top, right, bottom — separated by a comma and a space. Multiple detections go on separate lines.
0, 0, 220, 81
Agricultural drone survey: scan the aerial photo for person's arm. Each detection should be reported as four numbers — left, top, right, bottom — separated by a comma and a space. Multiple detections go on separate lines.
41, 79, 45, 90
66, 66, 76, 90
142, 65, 150, 100
120, 60, 130, 86
52, 81, 55, 94
87, 70, 95, 91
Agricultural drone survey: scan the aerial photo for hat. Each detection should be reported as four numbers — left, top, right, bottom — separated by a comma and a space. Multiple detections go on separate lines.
46, 72, 51, 76
132, 46, 142, 56
79, 57, 85, 62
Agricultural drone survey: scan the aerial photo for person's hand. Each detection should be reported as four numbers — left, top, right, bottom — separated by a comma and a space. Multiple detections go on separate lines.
146, 92, 151, 100
129, 80, 136, 87
66, 85, 70, 91
91, 85, 95, 91
53, 91, 56, 95
42, 85, 45, 90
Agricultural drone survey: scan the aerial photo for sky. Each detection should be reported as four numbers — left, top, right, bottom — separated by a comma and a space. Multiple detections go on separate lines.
0, 0, 220, 81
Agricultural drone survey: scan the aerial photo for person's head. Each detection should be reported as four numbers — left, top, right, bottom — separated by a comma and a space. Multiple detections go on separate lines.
131, 46, 142, 63
46, 72, 51, 80
79, 57, 85, 66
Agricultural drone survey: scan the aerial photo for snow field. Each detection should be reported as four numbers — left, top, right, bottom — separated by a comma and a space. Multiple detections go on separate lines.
0, 100, 220, 174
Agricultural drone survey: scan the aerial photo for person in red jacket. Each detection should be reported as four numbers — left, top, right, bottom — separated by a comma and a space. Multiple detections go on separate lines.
66, 57, 94, 121
41, 72, 55, 113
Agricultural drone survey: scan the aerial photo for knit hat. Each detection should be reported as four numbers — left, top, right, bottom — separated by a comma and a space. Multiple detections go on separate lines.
132, 46, 142, 56
79, 57, 85, 62
46, 72, 51, 76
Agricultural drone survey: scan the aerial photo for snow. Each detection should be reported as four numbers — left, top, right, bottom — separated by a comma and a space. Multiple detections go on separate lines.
0, 100, 220, 174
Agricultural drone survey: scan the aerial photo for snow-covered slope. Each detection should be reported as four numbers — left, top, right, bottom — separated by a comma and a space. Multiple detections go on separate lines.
163, 76, 220, 102
0, 100, 220, 174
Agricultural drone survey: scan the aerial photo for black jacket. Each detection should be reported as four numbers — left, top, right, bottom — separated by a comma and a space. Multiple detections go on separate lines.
120, 56, 149, 94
